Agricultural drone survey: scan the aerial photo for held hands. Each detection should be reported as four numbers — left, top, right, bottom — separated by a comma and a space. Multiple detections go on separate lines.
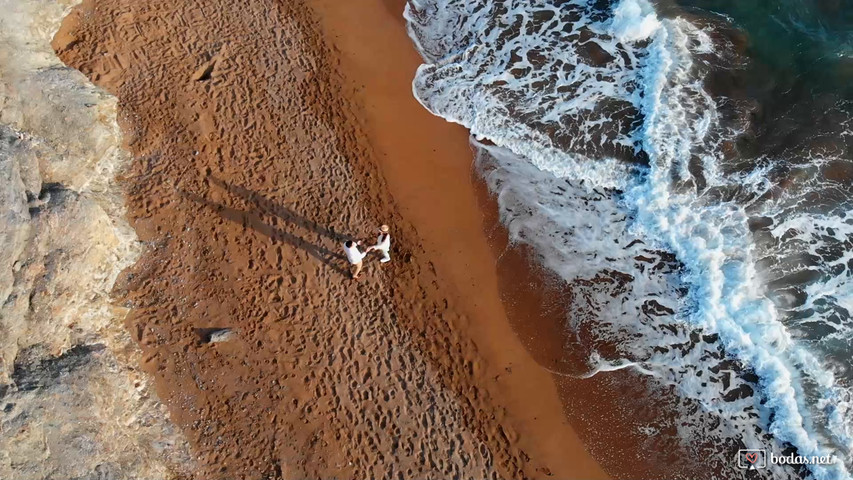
355, 240, 375, 252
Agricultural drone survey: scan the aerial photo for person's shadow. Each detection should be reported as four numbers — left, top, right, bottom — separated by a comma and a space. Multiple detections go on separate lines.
208, 176, 349, 243
181, 181, 350, 277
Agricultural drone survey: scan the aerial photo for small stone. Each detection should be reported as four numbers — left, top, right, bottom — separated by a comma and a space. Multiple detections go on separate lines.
191, 59, 216, 81
207, 329, 235, 343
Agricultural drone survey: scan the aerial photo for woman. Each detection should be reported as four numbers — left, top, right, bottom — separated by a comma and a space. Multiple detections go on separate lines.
367, 224, 391, 263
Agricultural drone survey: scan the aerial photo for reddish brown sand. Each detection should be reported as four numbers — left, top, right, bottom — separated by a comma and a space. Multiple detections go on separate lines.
53, 0, 608, 479
308, 4, 724, 480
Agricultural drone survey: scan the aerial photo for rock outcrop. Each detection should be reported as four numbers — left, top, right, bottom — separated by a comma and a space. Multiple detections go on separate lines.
0, 1, 191, 478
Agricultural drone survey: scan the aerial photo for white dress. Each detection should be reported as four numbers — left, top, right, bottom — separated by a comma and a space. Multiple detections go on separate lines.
373, 234, 391, 263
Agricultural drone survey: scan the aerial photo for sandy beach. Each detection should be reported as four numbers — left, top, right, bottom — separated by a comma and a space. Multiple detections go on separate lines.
0, 0, 841, 477
51, 0, 606, 478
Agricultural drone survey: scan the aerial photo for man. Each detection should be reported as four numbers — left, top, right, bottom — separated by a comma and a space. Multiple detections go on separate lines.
367, 224, 391, 263
343, 240, 366, 279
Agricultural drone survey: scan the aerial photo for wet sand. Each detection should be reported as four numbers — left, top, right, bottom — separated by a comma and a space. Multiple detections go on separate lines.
54, 0, 605, 478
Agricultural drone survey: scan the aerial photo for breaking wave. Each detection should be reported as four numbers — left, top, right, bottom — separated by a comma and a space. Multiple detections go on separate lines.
405, 0, 853, 478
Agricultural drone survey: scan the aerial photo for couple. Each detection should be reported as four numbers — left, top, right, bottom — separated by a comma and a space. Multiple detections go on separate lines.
343, 224, 391, 279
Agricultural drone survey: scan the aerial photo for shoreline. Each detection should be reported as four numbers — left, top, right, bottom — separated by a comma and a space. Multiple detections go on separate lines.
307, 0, 607, 477
308, 2, 739, 479
54, 0, 605, 478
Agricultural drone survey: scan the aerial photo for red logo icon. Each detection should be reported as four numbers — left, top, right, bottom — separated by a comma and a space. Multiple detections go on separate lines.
738, 449, 767, 469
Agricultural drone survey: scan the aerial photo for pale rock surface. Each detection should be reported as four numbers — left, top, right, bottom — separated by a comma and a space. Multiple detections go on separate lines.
0, 1, 193, 478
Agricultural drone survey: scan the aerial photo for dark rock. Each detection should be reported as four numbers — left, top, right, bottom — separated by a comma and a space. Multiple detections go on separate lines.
12, 343, 105, 392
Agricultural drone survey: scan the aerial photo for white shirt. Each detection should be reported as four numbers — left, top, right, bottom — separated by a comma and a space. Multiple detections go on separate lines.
344, 244, 365, 264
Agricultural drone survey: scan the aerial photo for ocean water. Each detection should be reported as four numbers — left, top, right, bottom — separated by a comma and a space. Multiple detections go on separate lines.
405, 0, 853, 478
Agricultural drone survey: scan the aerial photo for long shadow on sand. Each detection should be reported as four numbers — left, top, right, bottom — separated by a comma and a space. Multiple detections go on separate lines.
182, 189, 350, 277
208, 176, 350, 244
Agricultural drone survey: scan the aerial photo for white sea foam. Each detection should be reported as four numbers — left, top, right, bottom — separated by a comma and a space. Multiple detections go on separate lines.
610, 0, 660, 42
628, 8, 851, 476
407, 0, 853, 478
